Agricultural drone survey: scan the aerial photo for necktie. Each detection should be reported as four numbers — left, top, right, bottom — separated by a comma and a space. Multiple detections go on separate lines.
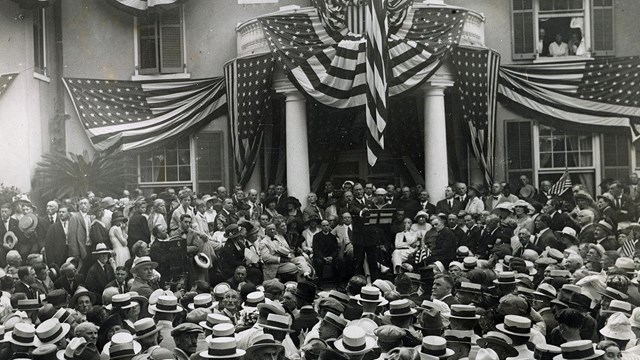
617, 198, 622, 209
347, 227, 353, 241
493, 196, 499, 200
49, 215, 54, 223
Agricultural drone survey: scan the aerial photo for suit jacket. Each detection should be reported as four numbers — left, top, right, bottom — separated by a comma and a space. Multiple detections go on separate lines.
393, 198, 420, 219
127, 211, 150, 248
67, 212, 88, 259
430, 227, 457, 266
597, 236, 618, 251
612, 194, 635, 223
54, 274, 83, 295
129, 276, 157, 299
514, 242, 544, 258
105, 279, 129, 294
477, 227, 508, 259
418, 202, 437, 217
464, 225, 482, 254
291, 306, 319, 347
219, 239, 247, 280
14, 281, 38, 299
0, 217, 21, 267
85, 262, 115, 302
303, 204, 324, 222
484, 194, 510, 211
45, 221, 69, 267
578, 224, 595, 244
451, 226, 466, 247
435, 199, 463, 215
549, 211, 576, 232
534, 228, 557, 249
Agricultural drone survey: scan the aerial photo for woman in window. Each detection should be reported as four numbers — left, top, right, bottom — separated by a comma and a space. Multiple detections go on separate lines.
109, 211, 130, 267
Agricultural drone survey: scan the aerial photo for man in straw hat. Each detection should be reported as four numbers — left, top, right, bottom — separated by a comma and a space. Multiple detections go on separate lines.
334, 326, 376, 359
244, 333, 285, 360
129, 256, 159, 299
199, 337, 245, 360
149, 295, 183, 351
84, 244, 115, 302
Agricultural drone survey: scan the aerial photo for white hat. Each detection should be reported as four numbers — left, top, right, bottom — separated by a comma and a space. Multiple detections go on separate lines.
599, 312, 636, 340
334, 326, 376, 355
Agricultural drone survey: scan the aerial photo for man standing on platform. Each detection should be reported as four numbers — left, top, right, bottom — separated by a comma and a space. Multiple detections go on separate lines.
312, 220, 341, 289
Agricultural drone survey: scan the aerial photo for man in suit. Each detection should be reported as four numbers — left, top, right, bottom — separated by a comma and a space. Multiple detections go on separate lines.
332, 212, 356, 283
436, 187, 463, 215
128, 198, 151, 246
291, 281, 319, 347
84, 244, 115, 302
214, 198, 239, 229
476, 214, 506, 259
533, 214, 559, 250
514, 228, 544, 257
245, 189, 263, 221
352, 183, 373, 214
67, 198, 90, 265
543, 198, 576, 232
417, 191, 437, 218
454, 183, 470, 209
13, 266, 39, 299
105, 266, 129, 294
428, 217, 458, 267
447, 214, 466, 247
0, 203, 21, 268
484, 183, 509, 211
303, 193, 324, 222
393, 186, 420, 220
533, 180, 553, 205
609, 180, 635, 223
577, 209, 596, 244
45, 205, 70, 267
312, 220, 341, 288
54, 262, 83, 296
463, 214, 482, 254
41, 200, 59, 230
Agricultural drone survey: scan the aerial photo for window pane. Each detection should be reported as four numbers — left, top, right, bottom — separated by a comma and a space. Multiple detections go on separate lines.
553, 137, 566, 151
540, 0, 553, 11
166, 166, 178, 181
570, 0, 583, 9
553, 153, 566, 167
140, 167, 152, 182
580, 152, 593, 167
555, 0, 568, 10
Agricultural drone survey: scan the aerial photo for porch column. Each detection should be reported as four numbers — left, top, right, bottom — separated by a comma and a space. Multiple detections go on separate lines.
422, 80, 454, 202
284, 90, 310, 209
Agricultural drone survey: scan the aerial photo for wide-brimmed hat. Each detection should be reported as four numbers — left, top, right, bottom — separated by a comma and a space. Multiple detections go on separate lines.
493, 271, 520, 285
56, 337, 86, 360
200, 337, 245, 359
195, 253, 212, 269
415, 336, 455, 360
259, 314, 294, 333
553, 340, 604, 360
106, 293, 137, 311
224, 224, 242, 239
149, 295, 183, 314
100, 197, 117, 208
188, 293, 214, 311
111, 211, 127, 225
133, 318, 161, 340
35, 318, 70, 345
245, 333, 284, 359
603, 300, 633, 316
457, 282, 482, 294
70, 286, 96, 307
512, 200, 535, 213
200, 313, 232, 331
496, 315, 532, 338
19, 213, 38, 233
4, 322, 40, 346
600, 312, 635, 340
446, 304, 480, 320
476, 331, 518, 358
334, 326, 376, 355
17, 298, 43, 311
92, 243, 112, 256
354, 286, 388, 305
131, 256, 158, 273
495, 202, 514, 212
554, 227, 578, 244
415, 210, 429, 220
103, 332, 142, 360
2, 231, 17, 250
533, 283, 557, 300
594, 219, 615, 235
384, 299, 417, 317
414, 308, 444, 335
534, 343, 562, 360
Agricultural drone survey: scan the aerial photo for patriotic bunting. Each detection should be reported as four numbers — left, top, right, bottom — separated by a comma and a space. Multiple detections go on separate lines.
103, 0, 186, 16
62, 77, 226, 151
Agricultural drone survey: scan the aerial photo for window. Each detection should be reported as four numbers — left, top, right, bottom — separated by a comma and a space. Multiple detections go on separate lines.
511, 0, 614, 60
603, 134, 629, 180
539, 124, 593, 168
33, 8, 46, 76
195, 132, 225, 194
137, 8, 184, 75
505, 121, 534, 187
139, 137, 191, 184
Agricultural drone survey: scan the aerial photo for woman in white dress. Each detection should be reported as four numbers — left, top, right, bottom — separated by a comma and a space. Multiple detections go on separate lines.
109, 211, 131, 267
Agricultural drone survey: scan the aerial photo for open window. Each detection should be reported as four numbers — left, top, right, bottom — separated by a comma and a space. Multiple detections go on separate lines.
137, 7, 184, 75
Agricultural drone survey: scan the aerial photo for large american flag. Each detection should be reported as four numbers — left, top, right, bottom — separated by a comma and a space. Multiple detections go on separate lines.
0, 73, 18, 99
498, 56, 640, 140
452, 47, 500, 184
224, 55, 275, 186
62, 77, 226, 151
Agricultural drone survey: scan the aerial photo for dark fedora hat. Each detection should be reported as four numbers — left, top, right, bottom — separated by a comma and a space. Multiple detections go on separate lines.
294, 281, 317, 301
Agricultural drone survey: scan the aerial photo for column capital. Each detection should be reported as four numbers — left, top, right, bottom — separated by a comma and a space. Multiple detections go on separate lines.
422, 78, 455, 96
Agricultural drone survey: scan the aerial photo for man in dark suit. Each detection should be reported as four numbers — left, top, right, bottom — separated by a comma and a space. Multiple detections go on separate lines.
215, 198, 239, 229
609, 181, 635, 223
463, 214, 482, 254
0, 203, 21, 268
476, 214, 507, 259
543, 198, 577, 232
393, 186, 420, 220
534, 214, 559, 250
484, 183, 510, 211
45, 206, 70, 267
54, 262, 82, 296
105, 266, 129, 294
312, 220, 341, 288
291, 281, 319, 347
13, 266, 39, 299
351, 184, 374, 215
436, 187, 463, 215
447, 214, 466, 247
218, 224, 247, 280
417, 191, 437, 218
428, 217, 458, 267
84, 244, 115, 303
128, 199, 150, 248
454, 183, 470, 209
577, 209, 596, 244
532, 180, 553, 206
514, 228, 544, 257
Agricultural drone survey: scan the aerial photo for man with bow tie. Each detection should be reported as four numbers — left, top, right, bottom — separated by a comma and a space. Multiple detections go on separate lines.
483, 183, 509, 211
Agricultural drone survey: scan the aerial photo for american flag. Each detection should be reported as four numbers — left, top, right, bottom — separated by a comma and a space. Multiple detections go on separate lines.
224, 55, 275, 186
62, 77, 226, 151
258, 4, 466, 160
365, 0, 389, 166
498, 56, 640, 140
0, 73, 18, 99
549, 171, 573, 196
452, 47, 501, 184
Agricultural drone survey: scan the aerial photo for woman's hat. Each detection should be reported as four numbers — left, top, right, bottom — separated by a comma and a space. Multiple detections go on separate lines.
200, 337, 245, 359
493, 271, 520, 285
19, 213, 38, 233
446, 304, 480, 320
3, 231, 17, 250
259, 314, 294, 333
104, 332, 141, 360
35, 318, 70, 345
553, 340, 604, 360
111, 210, 127, 224
476, 331, 518, 358
599, 312, 636, 340
188, 293, 214, 311
334, 326, 376, 355
132, 318, 161, 340
131, 256, 158, 273
354, 286, 388, 305
496, 315, 532, 338
415, 336, 455, 359
195, 253, 212, 269
4, 322, 40, 346
224, 224, 242, 239
415, 210, 429, 220
149, 295, 183, 314
383, 299, 417, 317
200, 313, 232, 331
92, 243, 112, 256
512, 200, 535, 214
70, 286, 96, 307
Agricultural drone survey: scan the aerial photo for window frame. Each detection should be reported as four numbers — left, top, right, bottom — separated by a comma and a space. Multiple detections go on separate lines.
33, 8, 50, 82
132, 6, 190, 81
136, 136, 195, 187
194, 131, 226, 194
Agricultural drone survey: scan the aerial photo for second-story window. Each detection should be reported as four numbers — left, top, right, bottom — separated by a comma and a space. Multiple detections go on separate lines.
138, 8, 184, 75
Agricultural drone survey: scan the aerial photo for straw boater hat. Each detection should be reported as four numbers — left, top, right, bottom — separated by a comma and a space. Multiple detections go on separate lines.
195, 253, 212, 269
323, 312, 348, 333
259, 314, 294, 333
493, 271, 520, 285
199, 337, 245, 359
245, 334, 284, 359
19, 213, 38, 233
603, 300, 633, 317
92, 243, 112, 256
334, 326, 376, 355
35, 318, 70, 345
18, 298, 43, 312
106, 293, 138, 311
476, 331, 518, 358
130, 256, 158, 273
244, 291, 266, 307
615, 257, 635, 274
133, 318, 161, 340
354, 286, 389, 306
149, 295, 183, 314
415, 336, 455, 360
384, 299, 417, 317
600, 312, 636, 340
2, 231, 17, 250
200, 313, 232, 331
209, 323, 236, 338
457, 282, 482, 294
446, 305, 480, 320
496, 315, 532, 338
188, 293, 215, 311
104, 332, 142, 360
4, 322, 41, 346
534, 343, 562, 360
328, 290, 350, 307
553, 340, 604, 360
56, 337, 86, 360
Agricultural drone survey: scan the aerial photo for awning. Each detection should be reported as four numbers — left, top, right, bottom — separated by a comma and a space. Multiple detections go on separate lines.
104, 0, 186, 16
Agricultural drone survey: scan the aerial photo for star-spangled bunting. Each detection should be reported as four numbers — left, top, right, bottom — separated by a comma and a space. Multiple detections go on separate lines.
63, 77, 226, 151
224, 55, 275, 186
499, 56, 640, 140
452, 47, 500, 184
0, 73, 18, 99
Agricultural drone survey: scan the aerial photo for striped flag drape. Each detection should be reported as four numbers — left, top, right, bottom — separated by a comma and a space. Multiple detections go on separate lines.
365, 0, 389, 166
549, 171, 572, 196
62, 76, 226, 151
224, 55, 275, 187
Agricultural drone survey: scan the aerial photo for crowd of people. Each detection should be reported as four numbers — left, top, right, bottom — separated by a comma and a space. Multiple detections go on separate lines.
2, 173, 640, 359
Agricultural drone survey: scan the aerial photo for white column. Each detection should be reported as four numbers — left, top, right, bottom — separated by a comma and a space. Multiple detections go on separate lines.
423, 80, 454, 202
284, 90, 310, 209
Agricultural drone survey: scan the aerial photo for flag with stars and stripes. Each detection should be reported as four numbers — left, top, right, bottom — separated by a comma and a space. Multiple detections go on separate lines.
0, 73, 18, 99
365, 0, 389, 166
498, 56, 640, 140
549, 171, 572, 196
62, 77, 226, 151
452, 47, 500, 184
224, 54, 275, 186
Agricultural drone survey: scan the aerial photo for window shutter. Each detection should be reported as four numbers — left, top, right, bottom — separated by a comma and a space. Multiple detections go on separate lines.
511, 0, 535, 60
159, 9, 183, 74
138, 15, 159, 75
33, 9, 45, 74
591, 0, 615, 56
